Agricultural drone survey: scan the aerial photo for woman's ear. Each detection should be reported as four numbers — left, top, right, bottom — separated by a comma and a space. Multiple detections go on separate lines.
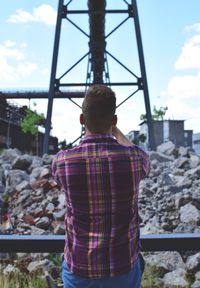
80, 114, 85, 125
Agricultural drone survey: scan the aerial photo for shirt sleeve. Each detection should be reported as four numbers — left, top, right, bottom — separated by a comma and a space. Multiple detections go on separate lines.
52, 154, 61, 186
142, 151, 150, 178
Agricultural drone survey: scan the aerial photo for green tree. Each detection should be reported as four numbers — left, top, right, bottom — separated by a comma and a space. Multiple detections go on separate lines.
21, 104, 45, 154
58, 139, 67, 150
140, 106, 168, 121
152, 105, 168, 120
58, 140, 73, 150
21, 109, 45, 136
132, 133, 147, 145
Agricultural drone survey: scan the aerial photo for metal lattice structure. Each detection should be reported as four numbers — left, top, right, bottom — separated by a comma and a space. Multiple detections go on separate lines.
43, 0, 155, 153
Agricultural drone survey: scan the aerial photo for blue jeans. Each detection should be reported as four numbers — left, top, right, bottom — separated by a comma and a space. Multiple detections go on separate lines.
62, 254, 145, 288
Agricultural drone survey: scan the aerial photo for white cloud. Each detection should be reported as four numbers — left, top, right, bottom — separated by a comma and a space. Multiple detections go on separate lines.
175, 35, 200, 70
0, 41, 25, 61
0, 56, 15, 81
163, 73, 200, 100
164, 94, 200, 133
161, 23, 200, 133
161, 73, 200, 133
20, 42, 28, 49
41, 68, 50, 76
4, 40, 16, 48
0, 41, 38, 82
32, 4, 57, 26
8, 9, 35, 23
185, 23, 200, 33
17, 62, 38, 77
7, 4, 57, 26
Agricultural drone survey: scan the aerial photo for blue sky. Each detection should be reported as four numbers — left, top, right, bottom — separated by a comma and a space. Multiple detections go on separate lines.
1, 0, 200, 143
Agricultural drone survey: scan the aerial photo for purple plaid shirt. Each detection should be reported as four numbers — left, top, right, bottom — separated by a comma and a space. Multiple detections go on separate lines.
52, 134, 150, 278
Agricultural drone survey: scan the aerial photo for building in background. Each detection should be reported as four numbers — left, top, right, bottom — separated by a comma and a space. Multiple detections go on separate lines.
193, 133, 200, 156
139, 120, 193, 149
126, 130, 140, 143
0, 99, 58, 155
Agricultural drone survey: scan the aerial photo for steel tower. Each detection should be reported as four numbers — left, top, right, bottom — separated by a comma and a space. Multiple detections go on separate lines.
43, 0, 155, 153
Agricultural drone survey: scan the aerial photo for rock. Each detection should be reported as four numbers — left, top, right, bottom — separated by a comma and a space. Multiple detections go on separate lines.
30, 226, 47, 235
16, 253, 29, 258
180, 204, 200, 224
27, 259, 49, 272
157, 141, 176, 156
185, 166, 200, 177
162, 268, 188, 287
145, 252, 185, 272
35, 216, 51, 229
16, 180, 31, 192
40, 167, 51, 178
140, 216, 164, 234
195, 271, 200, 280
31, 167, 46, 179
149, 151, 174, 162
174, 157, 190, 169
30, 253, 49, 259
1, 163, 12, 173
174, 175, 192, 188
173, 222, 198, 233
0, 182, 5, 193
30, 156, 43, 169
16, 189, 31, 204
22, 215, 35, 225
6, 169, 29, 189
3, 264, 19, 274
42, 154, 54, 165
57, 193, 65, 209
174, 192, 193, 209
1, 148, 21, 162
31, 179, 52, 193
52, 221, 65, 234
186, 253, 200, 273
190, 154, 200, 169
31, 206, 44, 217
192, 280, 200, 288
159, 172, 174, 186
0, 167, 5, 183
53, 209, 65, 221
173, 168, 184, 176
46, 202, 55, 212
178, 146, 189, 157
12, 154, 32, 170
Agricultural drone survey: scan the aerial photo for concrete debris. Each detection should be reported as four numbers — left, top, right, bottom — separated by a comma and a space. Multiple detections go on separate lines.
0, 142, 200, 285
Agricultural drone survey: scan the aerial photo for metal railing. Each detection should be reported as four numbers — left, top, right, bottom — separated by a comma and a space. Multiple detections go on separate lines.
0, 233, 200, 253
0, 233, 199, 288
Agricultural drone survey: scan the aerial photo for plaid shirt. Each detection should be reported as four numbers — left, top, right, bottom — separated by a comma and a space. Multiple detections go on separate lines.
52, 134, 150, 278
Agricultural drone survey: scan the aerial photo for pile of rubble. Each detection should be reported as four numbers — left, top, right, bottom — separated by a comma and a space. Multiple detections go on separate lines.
0, 149, 65, 235
139, 141, 200, 287
0, 142, 200, 287
140, 141, 200, 235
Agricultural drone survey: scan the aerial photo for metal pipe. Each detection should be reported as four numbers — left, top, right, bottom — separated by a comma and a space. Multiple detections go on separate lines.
88, 0, 106, 84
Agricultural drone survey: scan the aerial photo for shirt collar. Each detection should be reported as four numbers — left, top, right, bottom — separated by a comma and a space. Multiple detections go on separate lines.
81, 134, 116, 144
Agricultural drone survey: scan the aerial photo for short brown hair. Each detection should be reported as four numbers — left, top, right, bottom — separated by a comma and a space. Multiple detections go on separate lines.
82, 85, 116, 133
